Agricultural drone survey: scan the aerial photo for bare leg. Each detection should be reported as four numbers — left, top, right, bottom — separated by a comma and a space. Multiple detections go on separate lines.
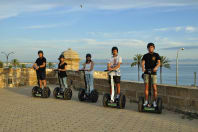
43, 80, 47, 88
153, 84, 157, 100
116, 83, 120, 94
144, 84, 149, 100
39, 80, 42, 88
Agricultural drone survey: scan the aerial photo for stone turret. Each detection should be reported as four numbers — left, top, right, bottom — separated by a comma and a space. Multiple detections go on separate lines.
61, 48, 81, 71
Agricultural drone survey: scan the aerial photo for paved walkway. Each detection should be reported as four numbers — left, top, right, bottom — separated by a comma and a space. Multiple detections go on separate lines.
0, 85, 197, 132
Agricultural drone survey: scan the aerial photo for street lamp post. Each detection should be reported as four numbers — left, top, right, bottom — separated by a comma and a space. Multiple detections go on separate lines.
176, 48, 184, 86
1, 52, 14, 67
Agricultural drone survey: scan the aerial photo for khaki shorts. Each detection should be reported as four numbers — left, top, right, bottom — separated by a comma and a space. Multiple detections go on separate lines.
144, 74, 157, 84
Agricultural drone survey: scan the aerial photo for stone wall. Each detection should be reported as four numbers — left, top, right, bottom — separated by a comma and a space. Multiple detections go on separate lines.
67, 71, 198, 113
0, 68, 37, 88
0, 68, 198, 113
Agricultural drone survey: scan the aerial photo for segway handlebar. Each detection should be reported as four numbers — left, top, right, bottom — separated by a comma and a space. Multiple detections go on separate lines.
104, 69, 117, 72
147, 69, 153, 74
78, 69, 89, 72
141, 69, 154, 80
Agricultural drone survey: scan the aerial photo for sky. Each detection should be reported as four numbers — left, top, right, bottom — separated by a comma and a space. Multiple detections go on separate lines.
0, 0, 198, 63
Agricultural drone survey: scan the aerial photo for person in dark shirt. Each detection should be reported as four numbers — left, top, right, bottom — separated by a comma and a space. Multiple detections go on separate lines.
32, 50, 47, 89
141, 43, 161, 107
56, 55, 68, 92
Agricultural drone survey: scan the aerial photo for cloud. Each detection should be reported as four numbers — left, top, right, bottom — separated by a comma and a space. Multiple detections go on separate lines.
1, 0, 198, 20
161, 45, 198, 50
0, 13, 18, 20
187, 37, 198, 41
0, 1, 60, 20
89, 0, 198, 10
1, 37, 198, 60
185, 26, 197, 32
23, 24, 59, 29
154, 26, 197, 33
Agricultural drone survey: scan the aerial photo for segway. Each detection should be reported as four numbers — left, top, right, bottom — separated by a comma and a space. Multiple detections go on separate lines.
32, 70, 51, 98
103, 70, 126, 109
53, 70, 72, 100
138, 69, 163, 114
78, 70, 98, 103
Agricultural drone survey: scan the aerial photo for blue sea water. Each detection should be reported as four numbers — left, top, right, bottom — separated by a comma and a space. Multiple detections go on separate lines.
93, 64, 198, 86
27, 62, 198, 86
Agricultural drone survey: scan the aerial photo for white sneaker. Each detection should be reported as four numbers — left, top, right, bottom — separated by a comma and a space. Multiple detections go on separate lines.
116, 94, 120, 99
110, 100, 114, 103
143, 100, 148, 106
153, 101, 157, 107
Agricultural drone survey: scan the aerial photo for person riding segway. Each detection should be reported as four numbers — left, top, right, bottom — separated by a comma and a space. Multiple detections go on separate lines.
32, 50, 51, 98
78, 53, 98, 103
103, 47, 126, 109
138, 43, 162, 113
53, 55, 72, 100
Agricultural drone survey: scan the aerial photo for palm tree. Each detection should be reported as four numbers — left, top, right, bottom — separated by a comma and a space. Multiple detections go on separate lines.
20, 64, 26, 68
131, 54, 143, 81
0, 60, 3, 68
11, 59, 20, 68
48, 62, 54, 69
160, 56, 171, 84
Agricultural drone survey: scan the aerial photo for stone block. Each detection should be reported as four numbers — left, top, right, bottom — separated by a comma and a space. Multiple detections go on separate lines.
166, 86, 189, 98
168, 97, 186, 110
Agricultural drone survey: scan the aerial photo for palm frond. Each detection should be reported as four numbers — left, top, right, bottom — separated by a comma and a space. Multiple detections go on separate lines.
131, 54, 143, 67
160, 56, 171, 69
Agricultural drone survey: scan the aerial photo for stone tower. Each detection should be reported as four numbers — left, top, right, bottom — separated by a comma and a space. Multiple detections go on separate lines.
61, 48, 81, 71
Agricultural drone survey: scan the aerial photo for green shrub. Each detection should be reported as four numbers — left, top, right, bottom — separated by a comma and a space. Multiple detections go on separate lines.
0, 61, 3, 68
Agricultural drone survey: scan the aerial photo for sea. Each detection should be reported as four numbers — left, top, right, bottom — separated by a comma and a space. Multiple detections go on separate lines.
92, 64, 198, 87
27, 61, 198, 87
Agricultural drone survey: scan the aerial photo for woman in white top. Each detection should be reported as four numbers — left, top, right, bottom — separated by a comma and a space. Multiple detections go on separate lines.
82, 53, 94, 93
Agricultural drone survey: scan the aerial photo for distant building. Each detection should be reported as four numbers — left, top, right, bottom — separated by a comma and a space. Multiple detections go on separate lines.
61, 48, 81, 71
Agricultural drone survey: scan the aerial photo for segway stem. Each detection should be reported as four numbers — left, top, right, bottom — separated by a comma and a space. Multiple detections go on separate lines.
79, 70, 90, 93
147, 69, 153, 105
54, 69, 62, 88
105, 70, 117, 101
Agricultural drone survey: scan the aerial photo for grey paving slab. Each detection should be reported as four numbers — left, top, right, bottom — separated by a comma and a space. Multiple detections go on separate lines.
0, 85, 197, 132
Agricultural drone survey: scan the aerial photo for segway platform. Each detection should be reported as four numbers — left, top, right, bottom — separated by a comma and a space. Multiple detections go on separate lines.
32, 86, 51, 98
53, 69, 72, 100
53, 87, 72, 100
138, 96, 163, 114
103, 93, 126, 109
78, 88, 98, 103
138, 69, 163, 114
78, 70, 99, 103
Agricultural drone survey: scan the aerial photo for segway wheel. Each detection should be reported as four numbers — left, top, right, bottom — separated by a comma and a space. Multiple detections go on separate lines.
32, 86, 39, 97
103, 93, 110, 107
53, 87, 59, 98
156, 97, 163, 114
63, 88, 72, 100
90, 89, 99, 103
138, 96, 144, 112
118, 93, 126, 109
78, 89, 85, 101
42, 87, 51, 98
47, 87, 51, 97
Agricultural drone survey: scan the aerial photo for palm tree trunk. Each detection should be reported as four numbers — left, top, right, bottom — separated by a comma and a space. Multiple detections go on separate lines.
160, 66, 162, 84
138, 64, 140, 81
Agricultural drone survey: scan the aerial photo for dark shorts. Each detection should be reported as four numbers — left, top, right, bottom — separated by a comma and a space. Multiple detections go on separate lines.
108, 76, 121, 84
36, 71, 46, 80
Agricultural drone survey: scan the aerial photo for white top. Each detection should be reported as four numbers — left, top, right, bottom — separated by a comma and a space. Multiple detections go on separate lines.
84, 62, 94, 75
108, 55, 122, 76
